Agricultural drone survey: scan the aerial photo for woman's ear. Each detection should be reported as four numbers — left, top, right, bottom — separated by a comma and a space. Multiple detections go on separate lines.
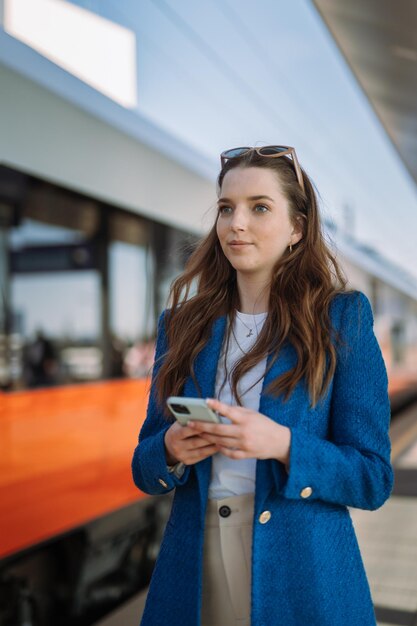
291, 216, 304, 244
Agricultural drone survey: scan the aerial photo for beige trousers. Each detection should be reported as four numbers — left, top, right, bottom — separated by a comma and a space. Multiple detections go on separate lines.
201, 492, 255, 626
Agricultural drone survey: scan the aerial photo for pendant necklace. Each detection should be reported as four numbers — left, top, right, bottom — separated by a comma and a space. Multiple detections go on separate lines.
236, 311, 259, 338
231, 311, 265, 354
231, 324, 249, 354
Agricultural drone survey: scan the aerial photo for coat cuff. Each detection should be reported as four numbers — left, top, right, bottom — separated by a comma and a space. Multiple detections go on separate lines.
272, 425, 393, 510
132, 426, 191, 495
275, 425, 327, 501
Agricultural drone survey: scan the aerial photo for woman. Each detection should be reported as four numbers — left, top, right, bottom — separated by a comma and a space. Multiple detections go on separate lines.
131, 145, 394, 626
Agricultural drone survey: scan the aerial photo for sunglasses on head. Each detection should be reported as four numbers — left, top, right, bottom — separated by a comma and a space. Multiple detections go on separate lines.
220, 145, 305, 193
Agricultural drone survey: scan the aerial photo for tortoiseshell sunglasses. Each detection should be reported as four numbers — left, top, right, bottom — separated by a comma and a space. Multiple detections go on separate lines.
220, 145, 305, 193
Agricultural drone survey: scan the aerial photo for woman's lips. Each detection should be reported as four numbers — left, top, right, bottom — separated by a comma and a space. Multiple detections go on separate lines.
228, 242, 252, 248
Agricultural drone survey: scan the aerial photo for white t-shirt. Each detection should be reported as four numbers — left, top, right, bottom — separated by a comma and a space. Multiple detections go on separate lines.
208, 310, 268, 500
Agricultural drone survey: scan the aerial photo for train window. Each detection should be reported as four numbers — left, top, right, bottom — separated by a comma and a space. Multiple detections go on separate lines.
108, 211, 154, 379
152, 222, 199, 317
2, 174, 102, 391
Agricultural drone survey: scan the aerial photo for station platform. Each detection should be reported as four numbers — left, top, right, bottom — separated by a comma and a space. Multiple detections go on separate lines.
350, 400, 417, 626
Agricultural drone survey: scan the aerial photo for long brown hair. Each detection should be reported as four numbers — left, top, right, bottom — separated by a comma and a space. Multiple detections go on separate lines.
155, 149, 353, 416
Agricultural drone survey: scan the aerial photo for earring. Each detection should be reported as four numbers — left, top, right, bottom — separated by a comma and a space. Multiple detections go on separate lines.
289, 243, 293, 253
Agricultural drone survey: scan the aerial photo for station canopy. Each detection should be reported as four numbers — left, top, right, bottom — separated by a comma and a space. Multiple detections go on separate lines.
314, 0, 417, 189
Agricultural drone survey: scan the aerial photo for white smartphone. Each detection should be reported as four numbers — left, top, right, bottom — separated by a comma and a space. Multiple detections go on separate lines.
167, 396, 221, 426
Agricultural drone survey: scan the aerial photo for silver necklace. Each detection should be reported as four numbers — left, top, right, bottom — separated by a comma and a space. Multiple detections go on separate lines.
236, 311, 260, 338
231, 323, 249, 354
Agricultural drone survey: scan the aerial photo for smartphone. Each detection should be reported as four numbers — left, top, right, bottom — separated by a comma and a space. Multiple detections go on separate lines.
167, 396, 221, 426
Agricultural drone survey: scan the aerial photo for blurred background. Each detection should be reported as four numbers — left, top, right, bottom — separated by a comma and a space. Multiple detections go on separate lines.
0, 1, 417, 625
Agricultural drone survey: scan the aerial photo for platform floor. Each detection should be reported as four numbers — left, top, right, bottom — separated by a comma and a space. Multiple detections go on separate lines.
351, 497, 417, 624
350, 403, 417, 626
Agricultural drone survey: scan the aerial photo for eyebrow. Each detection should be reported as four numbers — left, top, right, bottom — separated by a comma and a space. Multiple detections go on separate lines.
217, 195, 274, 204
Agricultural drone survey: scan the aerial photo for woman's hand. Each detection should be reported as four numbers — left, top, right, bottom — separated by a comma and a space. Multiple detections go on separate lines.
164, 420, 220, 466
188, 398, 291, 468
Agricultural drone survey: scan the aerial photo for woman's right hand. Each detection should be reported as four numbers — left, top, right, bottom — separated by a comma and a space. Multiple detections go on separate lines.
164, 421, 219, 466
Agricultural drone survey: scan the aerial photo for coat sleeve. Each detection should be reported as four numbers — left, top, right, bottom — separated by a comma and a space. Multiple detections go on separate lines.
131, 310, 191, 495
276, 291, 394, 510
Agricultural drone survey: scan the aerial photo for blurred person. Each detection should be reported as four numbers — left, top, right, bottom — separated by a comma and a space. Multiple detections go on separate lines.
132, 146, 393, 626
110, 334, 125, 378
24, 328, 59, 388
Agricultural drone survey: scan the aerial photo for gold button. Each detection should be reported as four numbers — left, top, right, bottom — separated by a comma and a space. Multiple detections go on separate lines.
259, 510, 271, 524
158, 478, 169, 488
300, 486, 313, 498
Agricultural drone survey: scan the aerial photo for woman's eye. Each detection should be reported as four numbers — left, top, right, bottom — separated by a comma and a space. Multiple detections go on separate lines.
218, 205, 269, 214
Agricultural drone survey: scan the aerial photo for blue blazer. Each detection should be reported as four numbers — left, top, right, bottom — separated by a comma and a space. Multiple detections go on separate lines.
132, 290, 394, 626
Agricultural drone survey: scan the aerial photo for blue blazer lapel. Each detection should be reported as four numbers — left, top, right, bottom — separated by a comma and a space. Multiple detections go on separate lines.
256, 337, 299, 508
182, 315, 228, 401
258, 337, 298, 423
182, 315, 227, 520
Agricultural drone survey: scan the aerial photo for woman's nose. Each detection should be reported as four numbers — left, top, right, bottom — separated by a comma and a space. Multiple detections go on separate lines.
230, 208, 248, 231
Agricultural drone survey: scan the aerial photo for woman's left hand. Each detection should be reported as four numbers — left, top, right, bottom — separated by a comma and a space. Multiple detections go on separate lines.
188, 398, 291, 466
